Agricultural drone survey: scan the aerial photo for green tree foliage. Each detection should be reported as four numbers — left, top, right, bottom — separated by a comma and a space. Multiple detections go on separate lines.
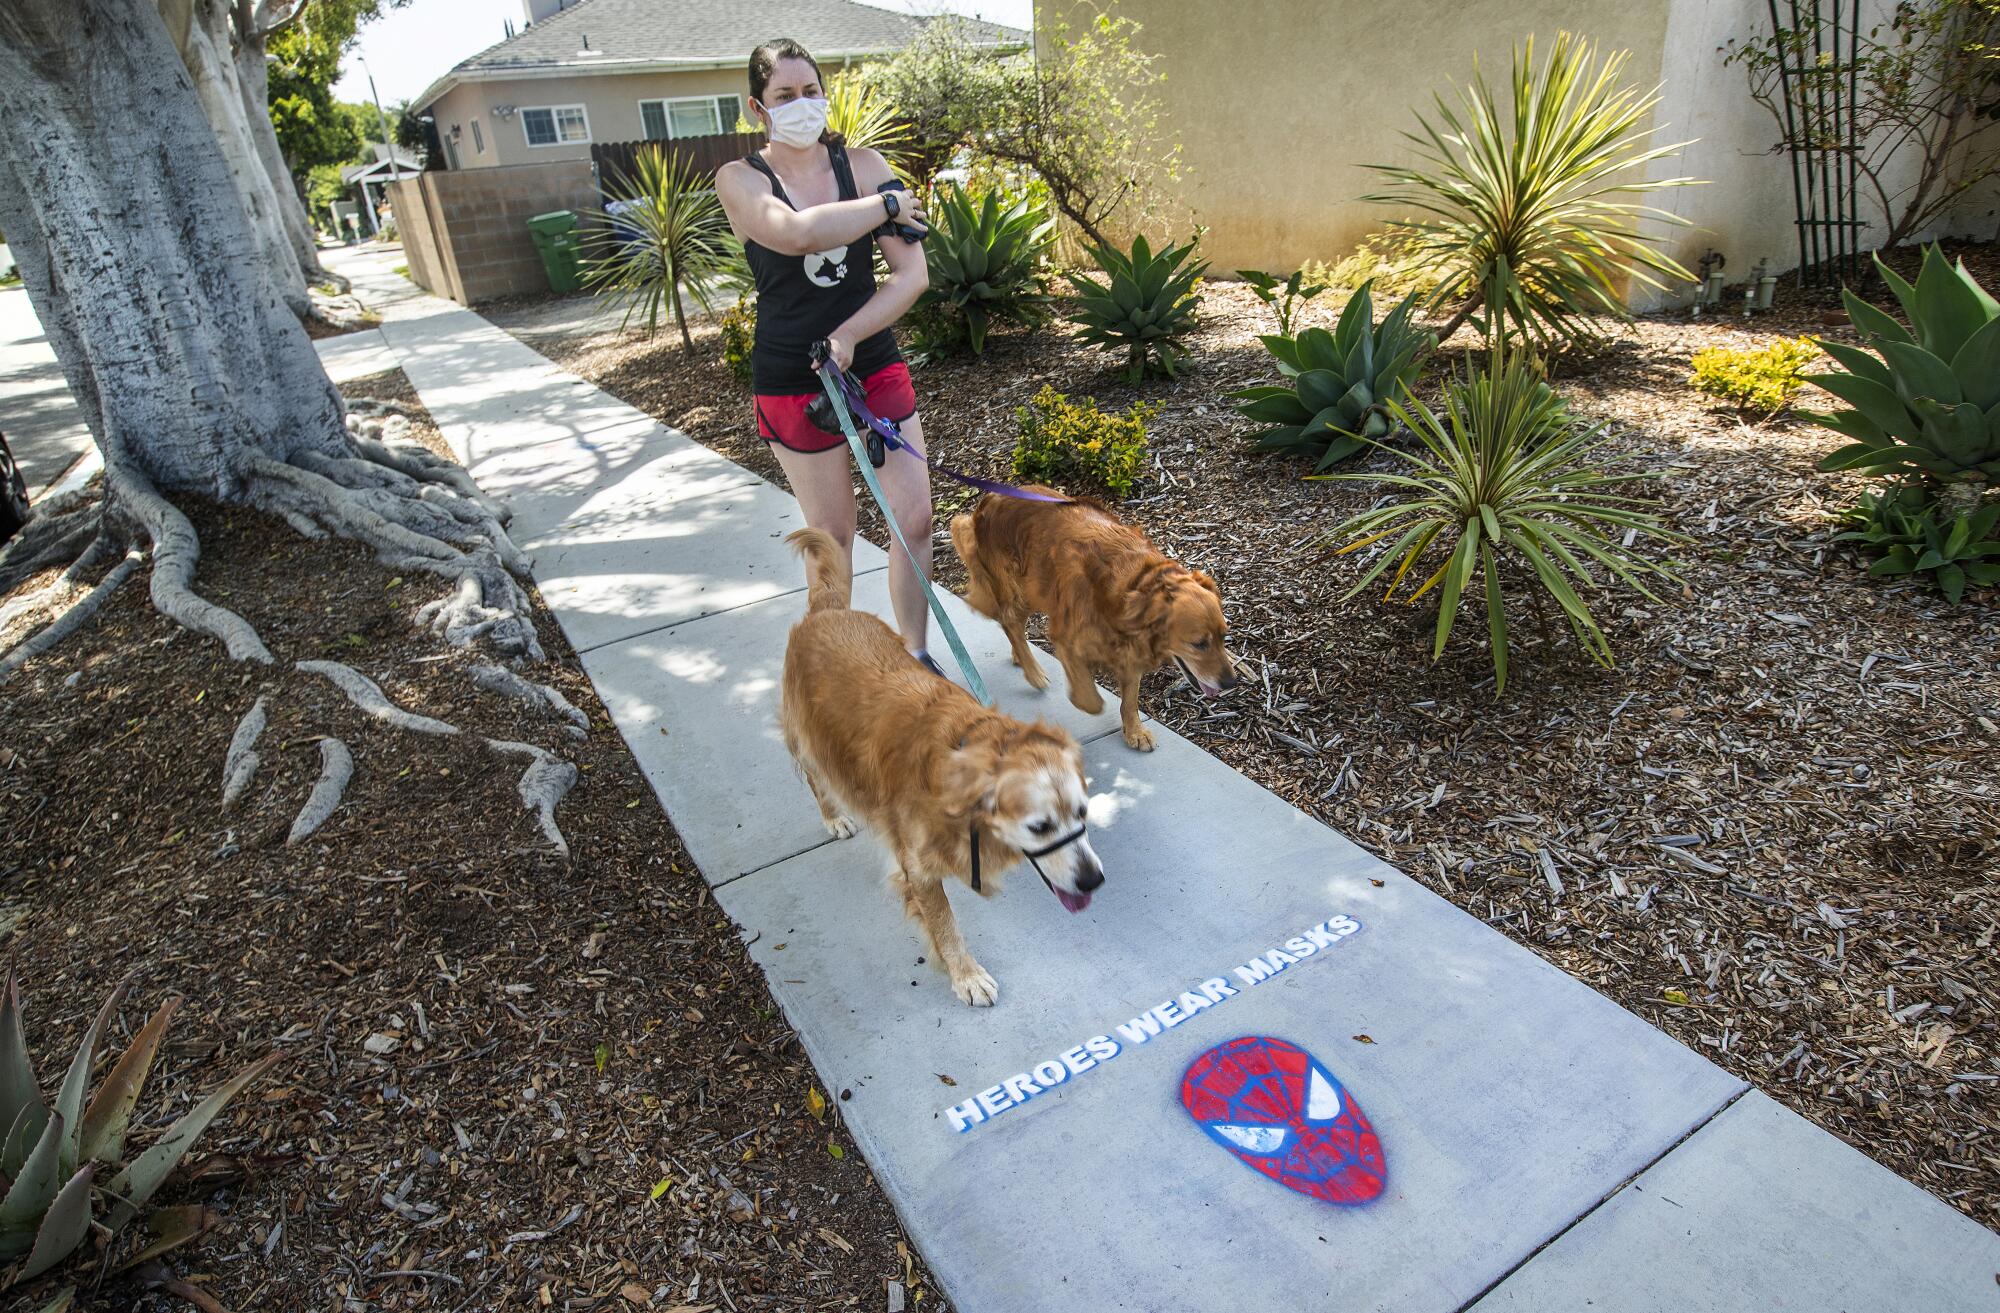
865, 15, 1180, 247
265, 0, 409, 175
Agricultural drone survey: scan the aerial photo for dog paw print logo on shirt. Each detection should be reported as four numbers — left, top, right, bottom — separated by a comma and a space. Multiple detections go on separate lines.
804, 246, 848, 288
1180, 1036, 1386, 1206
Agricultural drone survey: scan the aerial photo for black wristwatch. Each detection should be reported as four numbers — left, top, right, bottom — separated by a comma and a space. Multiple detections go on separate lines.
881, 191, 900, 222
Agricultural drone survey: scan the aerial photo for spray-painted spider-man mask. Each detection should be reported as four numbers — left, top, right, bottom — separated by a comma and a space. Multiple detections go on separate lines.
1180, 1036, 1386, 1206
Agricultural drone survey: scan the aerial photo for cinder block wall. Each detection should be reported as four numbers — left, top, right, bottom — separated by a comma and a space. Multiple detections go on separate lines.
387, 161, 599, 305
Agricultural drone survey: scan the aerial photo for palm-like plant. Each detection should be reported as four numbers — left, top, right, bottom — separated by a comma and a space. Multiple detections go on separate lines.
919, 184, 1055, 354
1320, 350, 1682, 690
826, 69, 916, 177
585, 146, 748, 351
0, 976, 277, 1303
1365, 32, 1698, 349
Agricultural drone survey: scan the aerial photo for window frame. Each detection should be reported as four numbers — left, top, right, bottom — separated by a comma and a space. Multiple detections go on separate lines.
470, 117, 485, 155
521, 103, 591, 149
636, 93, 742, 141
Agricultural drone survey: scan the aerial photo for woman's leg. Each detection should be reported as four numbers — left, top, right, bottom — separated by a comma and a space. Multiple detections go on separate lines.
874, 412, 934, 652
770, 441, 860, 588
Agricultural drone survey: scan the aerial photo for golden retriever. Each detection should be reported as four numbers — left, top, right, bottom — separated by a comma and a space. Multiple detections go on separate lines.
780, 529, 1104, 1007
950, 492, 1240, 752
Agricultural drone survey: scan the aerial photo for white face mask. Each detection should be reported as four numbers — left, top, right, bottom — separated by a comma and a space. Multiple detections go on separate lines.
761, 95, 828, 148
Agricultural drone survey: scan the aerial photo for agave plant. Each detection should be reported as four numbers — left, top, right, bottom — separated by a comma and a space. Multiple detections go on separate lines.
1835, 484, 2000, 603
1320, 351, 1682, 690
1364, 32, 1697, 348
1237, 267, 1330, 337
0, 976, 276, 1299
1232, 280, 1436, 470
1067, 233, 1208, 383
585, 145, 748, 351
918, 184, 1055, 354
1805, 244, 2000, 492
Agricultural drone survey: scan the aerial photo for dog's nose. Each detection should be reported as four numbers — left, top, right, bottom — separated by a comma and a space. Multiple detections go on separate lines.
1075, 862, 1104, 893
1219, 664, 1243, 691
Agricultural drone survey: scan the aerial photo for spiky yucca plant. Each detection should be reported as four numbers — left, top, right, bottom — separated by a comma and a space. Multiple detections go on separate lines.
0, 977, 276, 1300
1320, 350, 1683, 690
1067, 233, 1207, 383
1365, 32, 1698, 348
826, 69, 917, 177
586, 146, 748, 351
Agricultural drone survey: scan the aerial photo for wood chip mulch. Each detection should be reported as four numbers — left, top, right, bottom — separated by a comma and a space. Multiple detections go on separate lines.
0, 369, 941, 1312
485, 242, 1998, 1233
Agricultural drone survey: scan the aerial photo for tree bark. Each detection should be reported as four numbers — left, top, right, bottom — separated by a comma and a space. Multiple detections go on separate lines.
0, 2, 346, 496
231, 3, 343, 290
179, 0, 312, 317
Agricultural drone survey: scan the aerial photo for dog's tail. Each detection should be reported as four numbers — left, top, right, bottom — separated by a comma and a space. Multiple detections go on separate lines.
787, 528, 850, 614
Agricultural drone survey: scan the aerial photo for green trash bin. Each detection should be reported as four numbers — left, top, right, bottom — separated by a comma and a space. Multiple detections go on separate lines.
527, 209, 584, 294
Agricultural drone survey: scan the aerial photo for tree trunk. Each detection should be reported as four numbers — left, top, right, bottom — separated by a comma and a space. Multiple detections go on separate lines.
0, 0, 345, 497
232, 14, 342, 290
179, 0, 312, 318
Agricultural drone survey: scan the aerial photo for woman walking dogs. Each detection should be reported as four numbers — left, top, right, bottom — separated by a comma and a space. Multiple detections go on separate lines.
716, 39, 945, 675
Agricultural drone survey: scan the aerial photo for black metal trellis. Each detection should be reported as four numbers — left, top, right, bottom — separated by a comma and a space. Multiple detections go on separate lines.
1765, 0, 1869, 287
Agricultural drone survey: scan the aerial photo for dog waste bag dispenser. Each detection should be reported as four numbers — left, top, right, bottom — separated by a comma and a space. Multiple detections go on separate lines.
527, 210, 584, 294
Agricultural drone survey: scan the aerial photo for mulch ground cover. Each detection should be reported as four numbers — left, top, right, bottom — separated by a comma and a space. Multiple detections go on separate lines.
485, 241, 1999, 1232
0, 370, 940, 1312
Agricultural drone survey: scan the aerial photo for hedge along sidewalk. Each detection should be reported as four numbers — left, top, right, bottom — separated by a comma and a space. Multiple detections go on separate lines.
324, 246, 2000, 1313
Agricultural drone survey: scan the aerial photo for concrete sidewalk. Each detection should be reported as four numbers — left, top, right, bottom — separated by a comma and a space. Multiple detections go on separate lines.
326, 246, 2000, 1312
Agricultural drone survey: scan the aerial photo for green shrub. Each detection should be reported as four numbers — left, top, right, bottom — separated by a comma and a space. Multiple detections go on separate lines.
719, 299, 755, 385
1304, 230, 1445, 300
1012, 385, 1155, 497
1237, 267, 1330, 337
1835, 484, 2000, 602
1688, 337, 1820, 414
1364, 32, 1698, 349
1067, 233, 1207, 383
1805, 244, 2000, 487
1233, 279, 1435, 470
918, 183, 1055, 354
1319, 350, 1683, 691
0, 976, 277, 1302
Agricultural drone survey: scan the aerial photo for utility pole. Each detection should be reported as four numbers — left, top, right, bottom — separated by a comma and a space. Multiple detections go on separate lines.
360, 56, 400, 238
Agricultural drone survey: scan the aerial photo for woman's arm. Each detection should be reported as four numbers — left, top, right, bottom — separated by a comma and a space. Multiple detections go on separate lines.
824, 148, 932, 369
715, 157, 924, 258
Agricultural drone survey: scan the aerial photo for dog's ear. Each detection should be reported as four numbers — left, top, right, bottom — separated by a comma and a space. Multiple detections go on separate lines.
1190, 568, 1221, 598
942, 744, 1000, 818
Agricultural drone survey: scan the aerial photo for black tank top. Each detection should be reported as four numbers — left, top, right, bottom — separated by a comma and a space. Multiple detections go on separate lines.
742, 142, 901, 394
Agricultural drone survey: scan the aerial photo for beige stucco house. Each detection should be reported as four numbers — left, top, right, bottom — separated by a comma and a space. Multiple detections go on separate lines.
1038, 0, 1999, 305
413, 0, 1024, 172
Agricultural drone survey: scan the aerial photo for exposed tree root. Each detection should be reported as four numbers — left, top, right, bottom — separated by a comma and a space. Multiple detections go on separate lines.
0, 549, 141, 682
287, 737, 353, 846
115, 463, 273, 664
470, 663, 589, 740
297, 660, 460, 735
308, 285, 371, 331
221, 697, 268, 811
487, 739, 579, 860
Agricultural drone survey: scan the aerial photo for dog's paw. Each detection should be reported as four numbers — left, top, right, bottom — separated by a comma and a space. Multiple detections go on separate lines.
1020, 662, 1051, 691
952, 967, 1000, 1007
1123, 724, 1157, 752
824, 815, 857, 839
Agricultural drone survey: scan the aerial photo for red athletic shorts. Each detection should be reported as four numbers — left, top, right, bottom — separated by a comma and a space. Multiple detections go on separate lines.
755, 362, 917, 454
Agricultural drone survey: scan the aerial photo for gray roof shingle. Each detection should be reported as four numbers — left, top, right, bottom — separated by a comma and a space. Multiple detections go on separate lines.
448, 0, 1022, 77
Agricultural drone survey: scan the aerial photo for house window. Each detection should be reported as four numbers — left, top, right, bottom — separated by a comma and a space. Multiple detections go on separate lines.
639, 94, 742, 141
471, 118, 484, 154
522, 104, 590, 147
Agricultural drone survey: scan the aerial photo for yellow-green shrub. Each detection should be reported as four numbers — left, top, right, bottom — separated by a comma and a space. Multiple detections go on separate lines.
1304, 230, 1444, 300
719, 299, 755, 385
1011, 385, 1156, 497
1689, 337, 1820, 414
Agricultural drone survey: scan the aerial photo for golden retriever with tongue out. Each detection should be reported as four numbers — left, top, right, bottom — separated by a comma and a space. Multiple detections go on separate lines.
780, 529, 1104, 1007
950, 491, 1241, 751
